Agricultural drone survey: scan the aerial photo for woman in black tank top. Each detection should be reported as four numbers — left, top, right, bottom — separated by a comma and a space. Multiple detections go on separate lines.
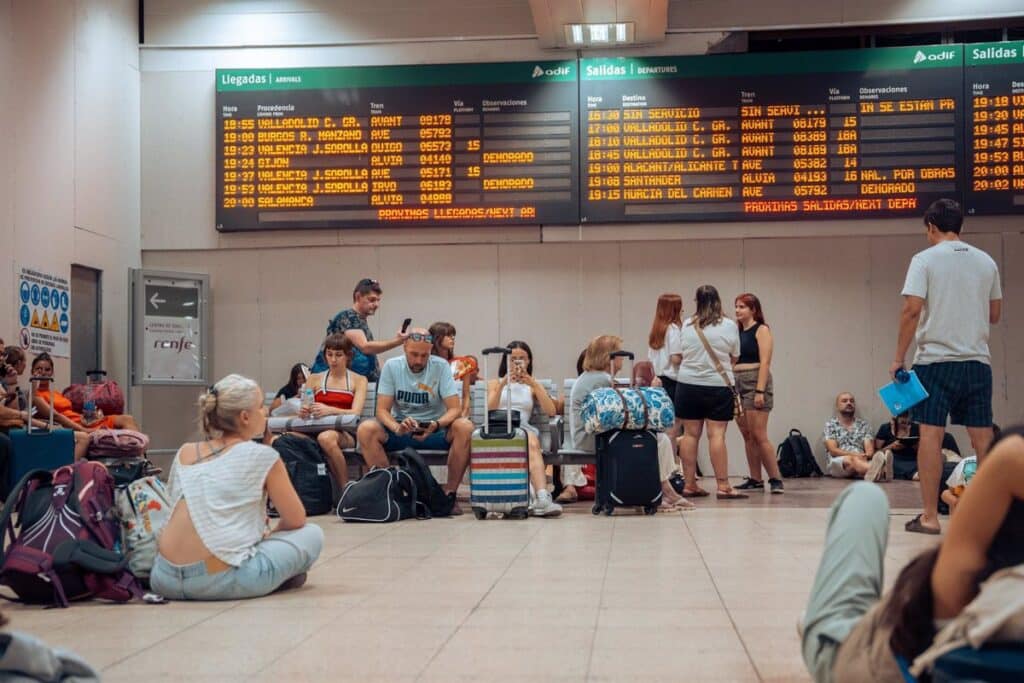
733, 294, 784, 493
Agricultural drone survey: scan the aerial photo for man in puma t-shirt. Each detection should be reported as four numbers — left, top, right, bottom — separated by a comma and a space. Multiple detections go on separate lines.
356, 328, 474, 513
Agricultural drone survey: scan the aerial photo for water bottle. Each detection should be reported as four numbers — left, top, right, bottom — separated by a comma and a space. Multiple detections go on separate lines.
82, 381, 98, 425
301, 387, 315, 419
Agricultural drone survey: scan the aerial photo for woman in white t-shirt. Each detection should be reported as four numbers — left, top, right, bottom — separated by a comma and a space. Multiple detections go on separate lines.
673, 285, 747, 499
151, 374, 324, 601
486, 341, 562, 517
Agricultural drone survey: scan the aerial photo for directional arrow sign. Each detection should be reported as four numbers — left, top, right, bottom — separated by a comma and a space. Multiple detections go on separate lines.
145, 285, 199, 318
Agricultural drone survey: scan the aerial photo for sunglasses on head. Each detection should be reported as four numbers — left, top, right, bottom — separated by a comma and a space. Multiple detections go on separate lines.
358, 278, 380, 286
407, 333, 433, 343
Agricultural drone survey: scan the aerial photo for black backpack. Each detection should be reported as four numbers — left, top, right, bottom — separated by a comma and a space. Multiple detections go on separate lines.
394, 448, 455, 518
777, 429, 822, 478
336, 467, 418, 523
272, 434, 334, 516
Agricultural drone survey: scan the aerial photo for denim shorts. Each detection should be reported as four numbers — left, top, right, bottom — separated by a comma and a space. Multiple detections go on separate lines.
910, 361, 993, 428
149, 524, 323, 601
383, 427, 449, 452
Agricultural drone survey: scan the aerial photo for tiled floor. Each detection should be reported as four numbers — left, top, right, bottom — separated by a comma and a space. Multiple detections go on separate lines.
4, 479, 940, 682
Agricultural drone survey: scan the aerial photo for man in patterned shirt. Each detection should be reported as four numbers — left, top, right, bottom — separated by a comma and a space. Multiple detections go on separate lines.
310, 278, 407, 382
822, 393, 889, 481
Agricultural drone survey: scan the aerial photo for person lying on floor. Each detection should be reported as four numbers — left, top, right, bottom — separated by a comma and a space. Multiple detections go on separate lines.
801, 425, 1024, 682
150, 374, 323, 600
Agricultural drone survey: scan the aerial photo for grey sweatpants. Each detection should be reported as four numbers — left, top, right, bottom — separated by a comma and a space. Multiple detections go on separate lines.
801, 482, 890, 683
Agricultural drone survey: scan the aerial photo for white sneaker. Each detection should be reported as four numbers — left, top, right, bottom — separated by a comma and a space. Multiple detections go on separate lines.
530, 489, 563, 517
866, 451, 889, 482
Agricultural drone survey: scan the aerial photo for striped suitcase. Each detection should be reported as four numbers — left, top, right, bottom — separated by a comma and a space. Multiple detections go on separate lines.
469, 347, 530, 520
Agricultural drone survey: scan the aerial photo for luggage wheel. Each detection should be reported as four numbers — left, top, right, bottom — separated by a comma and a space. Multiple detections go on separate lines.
591, 503, 602, 515
472, 507, 488, 520
643, 505, 658, 516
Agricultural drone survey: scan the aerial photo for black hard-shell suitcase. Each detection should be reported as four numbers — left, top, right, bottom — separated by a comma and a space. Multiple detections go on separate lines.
591, 351, 663, 516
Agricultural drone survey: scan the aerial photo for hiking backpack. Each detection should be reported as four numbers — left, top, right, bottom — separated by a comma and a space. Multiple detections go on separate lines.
271, 433, 334, 516
776, 429, 823, 478
114, 476, 173, 581
0, 462, 145, 607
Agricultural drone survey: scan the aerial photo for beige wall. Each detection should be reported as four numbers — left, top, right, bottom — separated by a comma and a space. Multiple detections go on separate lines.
0, 0, 140, 394
142, 230, 1023, 471
137, 1, 1024, 469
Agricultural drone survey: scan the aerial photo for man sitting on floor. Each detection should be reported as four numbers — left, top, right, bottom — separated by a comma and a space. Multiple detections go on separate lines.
823, 392, 889, 481
356, 328, 473, 514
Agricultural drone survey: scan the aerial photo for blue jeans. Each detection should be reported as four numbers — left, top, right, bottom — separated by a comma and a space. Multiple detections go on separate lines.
150, 524, 324, 601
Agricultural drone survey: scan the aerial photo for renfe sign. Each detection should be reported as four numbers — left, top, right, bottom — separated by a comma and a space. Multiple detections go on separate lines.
131, 270, 209, 385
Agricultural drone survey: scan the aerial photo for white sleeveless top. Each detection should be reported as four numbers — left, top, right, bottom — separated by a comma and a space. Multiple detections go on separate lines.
497, 381, 535, 427
165, 440, 280, 567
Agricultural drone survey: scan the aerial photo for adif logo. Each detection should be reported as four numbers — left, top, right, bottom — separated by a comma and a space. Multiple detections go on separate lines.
532, 65, 571, 78
914, 49, 956, 64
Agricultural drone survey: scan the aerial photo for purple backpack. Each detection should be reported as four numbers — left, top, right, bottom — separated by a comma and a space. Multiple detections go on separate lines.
0, 462, 144, 607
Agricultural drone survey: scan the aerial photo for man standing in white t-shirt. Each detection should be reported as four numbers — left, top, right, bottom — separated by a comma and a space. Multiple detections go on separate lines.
890, 198, 1002, 535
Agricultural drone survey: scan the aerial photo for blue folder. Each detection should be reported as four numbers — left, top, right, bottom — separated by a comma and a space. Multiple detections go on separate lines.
878, 370, 929, 416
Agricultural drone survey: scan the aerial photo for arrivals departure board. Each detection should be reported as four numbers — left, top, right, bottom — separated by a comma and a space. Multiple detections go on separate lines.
215, 62, 579, 231
965, 41, 1024, 215
579, 46, 964, 222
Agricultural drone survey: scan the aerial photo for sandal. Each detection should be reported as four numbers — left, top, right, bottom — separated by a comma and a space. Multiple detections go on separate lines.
682, 487, 710, 497
555, 489, 579, 504
716, 489, 750, 500
904, 514, 940, 535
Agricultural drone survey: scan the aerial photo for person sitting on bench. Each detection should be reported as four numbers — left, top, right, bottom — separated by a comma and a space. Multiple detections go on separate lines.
486, 340, 561, 517
356, 328, 473, 515
569, 334, 692, 511
302, 334, 366, 490
30, 353, 140, 433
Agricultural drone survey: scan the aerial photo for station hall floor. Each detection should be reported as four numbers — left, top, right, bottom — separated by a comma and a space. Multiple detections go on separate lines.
5, 478, 937, 683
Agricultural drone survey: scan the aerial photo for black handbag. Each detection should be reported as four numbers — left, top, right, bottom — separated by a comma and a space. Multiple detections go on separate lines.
336, 467, 416, 523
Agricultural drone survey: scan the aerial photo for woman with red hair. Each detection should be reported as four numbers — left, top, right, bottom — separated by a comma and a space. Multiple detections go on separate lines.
733, 293, 784, 493
648, 293, 687, 491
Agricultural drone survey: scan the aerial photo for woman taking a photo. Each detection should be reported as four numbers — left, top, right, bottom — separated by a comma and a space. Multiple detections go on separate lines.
733, 293, 784, 494
150, 374, 323, 601
486, 340, 562, 517
302, 334, 367, 490
675, 285, 747, 499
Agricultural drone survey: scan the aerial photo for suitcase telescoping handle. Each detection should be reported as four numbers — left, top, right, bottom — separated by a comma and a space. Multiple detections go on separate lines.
610, 350, 635, 388
26, 375, 56, 435
481, 346, 513, 435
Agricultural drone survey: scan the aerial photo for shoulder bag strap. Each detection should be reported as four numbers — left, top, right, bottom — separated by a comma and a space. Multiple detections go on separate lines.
693, 322, 735, 390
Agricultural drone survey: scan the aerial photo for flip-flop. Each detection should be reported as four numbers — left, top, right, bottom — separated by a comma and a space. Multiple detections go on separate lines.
716, 490, 750, 500
683, 488, 710, 497
905, 514, 940, 535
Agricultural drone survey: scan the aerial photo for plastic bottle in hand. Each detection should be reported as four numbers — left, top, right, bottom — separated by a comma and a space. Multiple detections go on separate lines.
301, 387, 315, 420
81, 385, 99, 428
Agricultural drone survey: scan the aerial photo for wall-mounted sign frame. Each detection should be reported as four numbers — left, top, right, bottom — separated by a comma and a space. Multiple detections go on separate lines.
130, 269, 210, 385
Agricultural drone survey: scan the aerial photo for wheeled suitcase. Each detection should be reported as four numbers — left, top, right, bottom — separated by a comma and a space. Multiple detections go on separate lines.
8, 375, 76, 490
469, 346, 530, 520
592, 351, 663, 516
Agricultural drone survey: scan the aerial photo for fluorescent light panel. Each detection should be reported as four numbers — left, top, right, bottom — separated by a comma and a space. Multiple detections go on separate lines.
564, 22, 635, 46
